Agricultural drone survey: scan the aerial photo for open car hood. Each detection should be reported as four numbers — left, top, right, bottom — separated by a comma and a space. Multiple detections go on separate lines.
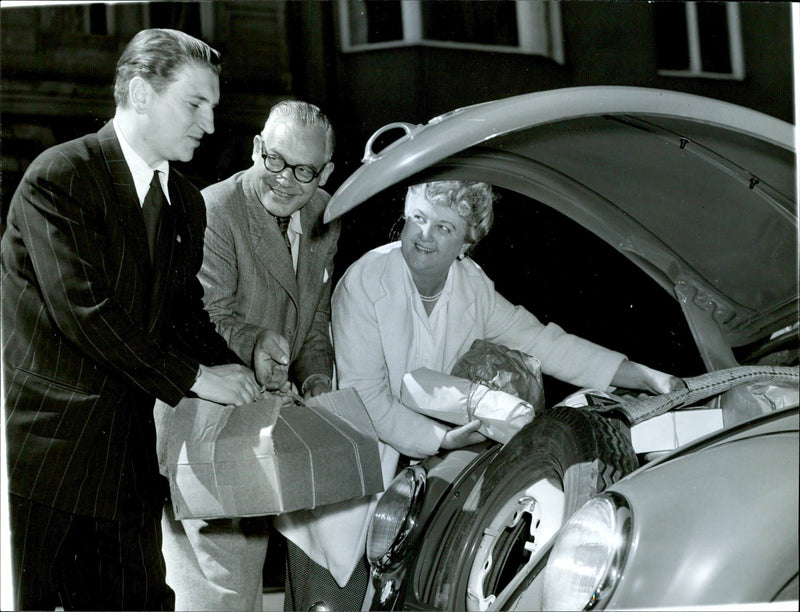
324, 86, 797, 364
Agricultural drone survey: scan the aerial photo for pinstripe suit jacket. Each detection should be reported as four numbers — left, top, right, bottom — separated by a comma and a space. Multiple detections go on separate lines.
199, 167, 339, 388
1, 121, 238, 519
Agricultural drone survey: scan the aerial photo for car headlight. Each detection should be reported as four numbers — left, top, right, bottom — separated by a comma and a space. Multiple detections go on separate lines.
542, 493, 631, 610
366, 465, 426, 571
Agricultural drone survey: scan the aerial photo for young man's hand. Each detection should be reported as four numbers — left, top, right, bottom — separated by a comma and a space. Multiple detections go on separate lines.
190, 363, 261, 406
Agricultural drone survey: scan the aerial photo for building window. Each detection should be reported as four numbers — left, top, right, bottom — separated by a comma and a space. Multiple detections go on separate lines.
343, 0, 405, 46
654, 1, 744, 80
338, 0, 564, 63
39, 4, 113, 36
148, 2, 205, 41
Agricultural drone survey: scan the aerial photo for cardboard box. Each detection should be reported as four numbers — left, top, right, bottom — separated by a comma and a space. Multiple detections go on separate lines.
155, 389, 383, 520
400, 368, 535, 444
630, 408, 723, 453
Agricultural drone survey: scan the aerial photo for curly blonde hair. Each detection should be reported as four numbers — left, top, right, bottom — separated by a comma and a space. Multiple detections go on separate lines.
407, 180, 495, 247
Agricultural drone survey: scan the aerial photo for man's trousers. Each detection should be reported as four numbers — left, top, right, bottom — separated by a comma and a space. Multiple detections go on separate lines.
161, 500, 268, 611
9, 493, 174, 611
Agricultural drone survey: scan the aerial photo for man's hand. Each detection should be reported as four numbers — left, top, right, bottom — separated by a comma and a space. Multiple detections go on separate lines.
440, 419, 487, 450
253, 329, 291, 392
302, 375, 332, 400
190, 363, 260, 406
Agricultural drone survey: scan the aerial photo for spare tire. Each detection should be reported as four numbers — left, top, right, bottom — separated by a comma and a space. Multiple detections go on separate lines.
424, 406, 638, 611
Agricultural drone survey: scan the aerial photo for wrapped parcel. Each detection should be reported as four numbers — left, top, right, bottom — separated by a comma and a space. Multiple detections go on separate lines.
451, 339, 545, 408
400, 367, 535, 444
155, 389, 383, 520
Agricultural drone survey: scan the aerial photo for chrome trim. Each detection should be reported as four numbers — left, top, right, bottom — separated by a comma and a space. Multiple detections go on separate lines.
586, 493, 632, 610
368, 465, 427, 572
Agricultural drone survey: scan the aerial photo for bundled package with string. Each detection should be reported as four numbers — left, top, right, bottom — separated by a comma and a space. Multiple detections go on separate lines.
451, 339, 545, 408
400, 340, 544, 444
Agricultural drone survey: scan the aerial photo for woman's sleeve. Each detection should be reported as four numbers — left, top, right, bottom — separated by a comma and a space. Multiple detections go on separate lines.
479, 275, 626, 390
332, 271, 447, 459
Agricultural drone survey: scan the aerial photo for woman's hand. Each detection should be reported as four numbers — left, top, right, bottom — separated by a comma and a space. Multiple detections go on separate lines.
440, 419, 487, 449
611, 359, 685, 395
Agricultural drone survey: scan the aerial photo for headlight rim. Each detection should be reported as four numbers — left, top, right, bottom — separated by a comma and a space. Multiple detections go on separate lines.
367, 464, 427, 572
587, 492, 631, 610
544, 492, 632, 611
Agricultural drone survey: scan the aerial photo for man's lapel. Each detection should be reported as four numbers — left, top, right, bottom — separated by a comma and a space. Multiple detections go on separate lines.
295, 195, 329, 323
97, 121, 152, 276
242, 174, 299, 300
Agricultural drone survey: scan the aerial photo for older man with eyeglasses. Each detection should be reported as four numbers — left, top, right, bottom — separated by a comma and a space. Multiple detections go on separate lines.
160, 100, 341, 611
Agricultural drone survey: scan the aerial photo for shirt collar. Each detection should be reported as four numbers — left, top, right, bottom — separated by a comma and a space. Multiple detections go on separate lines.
113, 118, 170, 206
287, 210, 303, 235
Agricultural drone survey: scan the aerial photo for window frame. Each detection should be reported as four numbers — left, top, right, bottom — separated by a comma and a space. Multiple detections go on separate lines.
37, 2, 116, 36
33, 3, 215, 41
656, 1, 745, 81
337, 0, 564, 63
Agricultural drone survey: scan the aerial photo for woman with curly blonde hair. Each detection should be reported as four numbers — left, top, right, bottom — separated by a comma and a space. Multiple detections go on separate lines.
278, 179, 679, 609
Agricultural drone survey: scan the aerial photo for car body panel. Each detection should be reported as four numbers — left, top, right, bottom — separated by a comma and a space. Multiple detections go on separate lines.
519, 408, 799, 610
327, 87, 799, 610
324, 87, 797, 362
324, 86, 794, 223
607, 425, 798, 606
407, 444, 501, 609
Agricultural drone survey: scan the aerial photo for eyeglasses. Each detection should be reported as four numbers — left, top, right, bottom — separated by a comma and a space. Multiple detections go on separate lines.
261, 149, 322, 184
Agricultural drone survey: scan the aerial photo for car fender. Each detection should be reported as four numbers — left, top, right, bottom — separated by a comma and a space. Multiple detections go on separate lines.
607, 432, 799, 607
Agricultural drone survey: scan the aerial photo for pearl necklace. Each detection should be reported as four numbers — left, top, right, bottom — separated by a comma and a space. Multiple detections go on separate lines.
419, 289, 443, 303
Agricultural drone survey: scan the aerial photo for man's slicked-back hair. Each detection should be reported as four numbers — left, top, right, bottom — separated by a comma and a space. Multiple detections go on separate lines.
114, 28, 221, 108
265, 100, 336, 162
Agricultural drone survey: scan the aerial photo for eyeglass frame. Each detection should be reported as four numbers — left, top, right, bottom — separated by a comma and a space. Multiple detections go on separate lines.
260, 145, 323, 184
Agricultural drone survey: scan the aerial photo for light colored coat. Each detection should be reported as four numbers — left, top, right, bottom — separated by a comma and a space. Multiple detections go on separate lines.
199, 167, 339, 386
276, 242, 626, 587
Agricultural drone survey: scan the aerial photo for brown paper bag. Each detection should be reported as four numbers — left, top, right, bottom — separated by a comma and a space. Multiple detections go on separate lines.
154, 389, 383, 519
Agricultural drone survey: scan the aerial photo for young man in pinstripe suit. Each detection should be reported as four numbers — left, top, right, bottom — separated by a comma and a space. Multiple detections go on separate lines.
1, 29, 264, 610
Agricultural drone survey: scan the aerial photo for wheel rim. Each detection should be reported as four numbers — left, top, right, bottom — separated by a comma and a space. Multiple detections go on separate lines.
465, 478, 565, 611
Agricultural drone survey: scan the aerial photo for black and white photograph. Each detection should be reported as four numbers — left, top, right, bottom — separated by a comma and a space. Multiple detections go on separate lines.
1, 2, 797, 611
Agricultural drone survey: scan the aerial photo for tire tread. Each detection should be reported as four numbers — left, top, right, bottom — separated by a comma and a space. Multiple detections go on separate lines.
422, 406, 638, 610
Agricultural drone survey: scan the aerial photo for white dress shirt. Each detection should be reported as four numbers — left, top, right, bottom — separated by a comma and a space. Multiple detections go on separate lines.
113, 118, 171, 206
286, 211, 302, 271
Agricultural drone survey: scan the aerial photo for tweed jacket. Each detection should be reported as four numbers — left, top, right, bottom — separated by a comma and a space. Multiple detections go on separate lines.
199, 167, 339, 388
1, 121, 238, 519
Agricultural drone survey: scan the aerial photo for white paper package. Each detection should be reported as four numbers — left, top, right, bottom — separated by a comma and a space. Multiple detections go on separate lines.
400, 367, 535, 443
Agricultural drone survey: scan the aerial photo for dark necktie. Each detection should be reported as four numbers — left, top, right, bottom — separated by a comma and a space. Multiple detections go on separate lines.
143, 171, 165, 263
275, 215, 292, 252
